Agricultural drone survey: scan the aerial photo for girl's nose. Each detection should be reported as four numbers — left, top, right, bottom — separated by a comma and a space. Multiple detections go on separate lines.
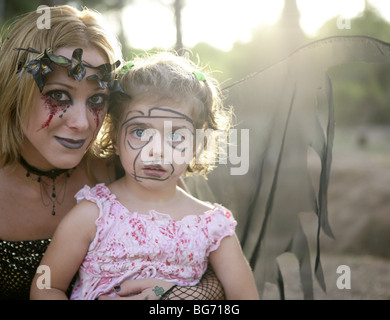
148, 133, 164, 159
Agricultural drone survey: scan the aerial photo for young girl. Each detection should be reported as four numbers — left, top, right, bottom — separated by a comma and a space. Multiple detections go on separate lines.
31, 52, 259, 300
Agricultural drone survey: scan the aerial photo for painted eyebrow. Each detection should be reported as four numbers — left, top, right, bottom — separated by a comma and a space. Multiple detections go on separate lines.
123, 110, 144, 119
119, 108, 195, 133
120, 111, 146, 131
123, 121, 152, 128
149, 107, 194, 124
121, 119, 194, 133
171, 125, 194, 132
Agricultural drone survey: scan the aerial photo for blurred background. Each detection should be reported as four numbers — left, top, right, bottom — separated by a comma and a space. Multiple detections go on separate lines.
1, 0, 389, 299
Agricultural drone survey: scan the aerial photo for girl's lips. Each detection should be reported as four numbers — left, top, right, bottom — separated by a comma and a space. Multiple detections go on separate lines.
142, 164, 167, 178
55, 136, 86, 149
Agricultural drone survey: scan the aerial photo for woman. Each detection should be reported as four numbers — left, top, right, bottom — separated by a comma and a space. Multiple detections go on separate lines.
0, 5, 224, 300
30, 52, 258, 300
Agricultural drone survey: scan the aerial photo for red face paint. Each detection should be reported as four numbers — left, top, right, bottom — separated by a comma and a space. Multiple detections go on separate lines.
84, 108, 104, 150
38, 95, 69, 131
91, 108, 102, 130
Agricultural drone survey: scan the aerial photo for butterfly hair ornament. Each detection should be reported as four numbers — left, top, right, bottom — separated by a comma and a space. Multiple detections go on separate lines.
15, 47, 121, 92
106, 61, 135, 97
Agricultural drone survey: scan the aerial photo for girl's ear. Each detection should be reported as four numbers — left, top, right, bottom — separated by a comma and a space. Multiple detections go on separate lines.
193, 137, 197, 153
194, 136, 205, 164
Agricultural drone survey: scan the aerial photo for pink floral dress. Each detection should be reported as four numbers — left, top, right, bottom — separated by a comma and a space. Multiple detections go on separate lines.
70, 184, 236, 300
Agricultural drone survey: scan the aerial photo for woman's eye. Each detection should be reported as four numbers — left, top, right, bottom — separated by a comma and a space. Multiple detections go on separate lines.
87, 94, 108, 109
47, 90, 71, 103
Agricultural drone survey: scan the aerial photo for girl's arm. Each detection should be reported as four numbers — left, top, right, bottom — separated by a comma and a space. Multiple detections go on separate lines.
209, 233, 259, 300
30, 200, 98, 300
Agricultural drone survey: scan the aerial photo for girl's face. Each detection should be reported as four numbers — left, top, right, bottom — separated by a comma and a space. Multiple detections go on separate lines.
21, 46, 110, 170
117, 99, 195, 189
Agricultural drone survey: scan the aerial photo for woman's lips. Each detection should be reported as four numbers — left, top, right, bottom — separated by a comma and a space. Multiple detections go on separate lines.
55, 136, 86, 149
142, 164, 167, 178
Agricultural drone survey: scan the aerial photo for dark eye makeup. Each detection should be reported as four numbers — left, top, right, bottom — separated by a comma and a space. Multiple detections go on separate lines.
86, 93, 109, 110
43, 90, 108, 110
45, 90, 72, 106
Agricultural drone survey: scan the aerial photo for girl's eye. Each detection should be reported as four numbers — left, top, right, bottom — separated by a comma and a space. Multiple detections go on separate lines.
127, 128, 154, 149
131, 128, 151, 140
134, 128, 145, 138
170, 131, 185, 143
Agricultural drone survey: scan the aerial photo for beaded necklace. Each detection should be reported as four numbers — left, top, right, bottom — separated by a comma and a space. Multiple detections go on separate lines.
19, 156, 76, 216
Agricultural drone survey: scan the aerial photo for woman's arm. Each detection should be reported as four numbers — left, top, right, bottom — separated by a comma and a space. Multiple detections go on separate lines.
98, 267, 225, 300
30, 200, 98, 300
209, 233, 259, 300
161, 266, 225, 300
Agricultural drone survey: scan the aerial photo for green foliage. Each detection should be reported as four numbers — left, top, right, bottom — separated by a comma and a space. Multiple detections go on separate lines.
315, 4, 390, 43
315, 4, 390, 125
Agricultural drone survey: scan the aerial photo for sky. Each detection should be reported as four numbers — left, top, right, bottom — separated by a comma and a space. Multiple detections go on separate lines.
110, 0, 390, 51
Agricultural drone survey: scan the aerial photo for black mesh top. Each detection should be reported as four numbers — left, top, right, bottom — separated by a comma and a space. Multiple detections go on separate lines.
0, 239, 51, 300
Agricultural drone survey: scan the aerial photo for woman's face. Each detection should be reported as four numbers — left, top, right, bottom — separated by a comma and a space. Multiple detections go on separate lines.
21, 46, 110, 170
117, 99, 195, 189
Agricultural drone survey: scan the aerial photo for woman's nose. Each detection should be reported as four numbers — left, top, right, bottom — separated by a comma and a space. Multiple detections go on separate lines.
63, 103, 89, 131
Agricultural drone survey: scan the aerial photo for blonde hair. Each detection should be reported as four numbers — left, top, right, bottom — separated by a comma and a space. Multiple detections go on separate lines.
0, 5, 123, 168
98, 52, 233, 177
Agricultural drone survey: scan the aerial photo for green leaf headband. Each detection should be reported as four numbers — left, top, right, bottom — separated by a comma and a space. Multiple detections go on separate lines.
118, 60, 206, 81
193, 71, 206, 82
120, 61, 134, 75
15, 47, 121, 92
110, 61, 207, 98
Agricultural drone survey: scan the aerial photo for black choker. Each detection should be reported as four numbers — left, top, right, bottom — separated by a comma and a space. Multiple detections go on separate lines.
19, 156, 76, 216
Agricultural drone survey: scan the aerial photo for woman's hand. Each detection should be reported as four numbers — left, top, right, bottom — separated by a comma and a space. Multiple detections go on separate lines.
97, 278, 175, 300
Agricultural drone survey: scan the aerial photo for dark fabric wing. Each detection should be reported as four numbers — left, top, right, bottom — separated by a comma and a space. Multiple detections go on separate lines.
186, 35, 390, 299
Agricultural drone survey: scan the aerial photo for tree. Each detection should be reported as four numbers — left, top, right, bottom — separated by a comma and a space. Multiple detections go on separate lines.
314, 2, 390, 125
173, 0, 183, 54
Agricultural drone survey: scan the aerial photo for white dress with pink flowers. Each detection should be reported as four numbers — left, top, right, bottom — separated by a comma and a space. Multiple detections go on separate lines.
70, 183, 236, 300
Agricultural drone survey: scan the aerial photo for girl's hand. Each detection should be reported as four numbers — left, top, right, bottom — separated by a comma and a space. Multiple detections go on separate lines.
97, 278, 175, 300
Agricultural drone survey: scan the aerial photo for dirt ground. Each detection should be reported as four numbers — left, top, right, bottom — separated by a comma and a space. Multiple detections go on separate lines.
263, 126, 390, 300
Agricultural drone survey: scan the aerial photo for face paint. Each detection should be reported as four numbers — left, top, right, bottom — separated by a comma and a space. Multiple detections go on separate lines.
83, 107, 104, 151
39, 94, 70, 131
119, 106, 195, 183
21, 46, 111, 171
89, 107, 103, 132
